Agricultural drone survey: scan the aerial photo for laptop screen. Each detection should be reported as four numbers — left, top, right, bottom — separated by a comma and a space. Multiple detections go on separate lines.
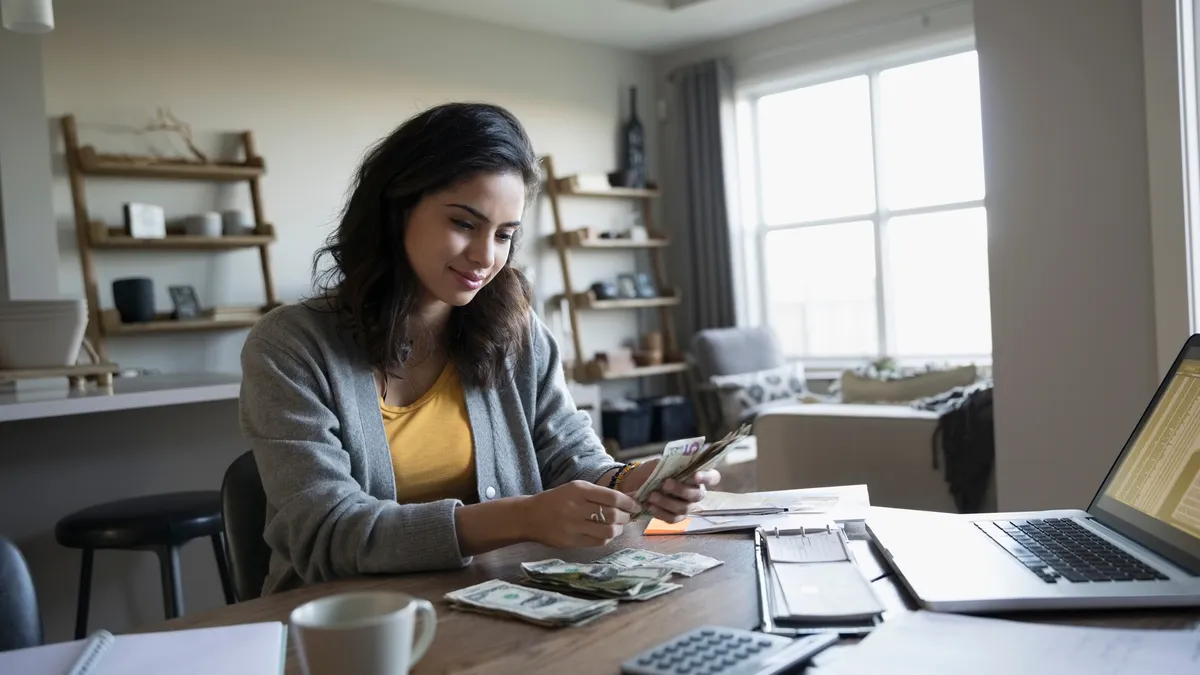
1091, 345, 1200, 574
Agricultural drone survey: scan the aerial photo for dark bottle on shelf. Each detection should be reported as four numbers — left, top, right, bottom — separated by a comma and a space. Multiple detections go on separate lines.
623, 86, 647, 188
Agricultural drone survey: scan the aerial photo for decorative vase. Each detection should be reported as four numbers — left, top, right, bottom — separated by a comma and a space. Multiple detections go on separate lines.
622, 86, 647, 189
112, 277, 155, 323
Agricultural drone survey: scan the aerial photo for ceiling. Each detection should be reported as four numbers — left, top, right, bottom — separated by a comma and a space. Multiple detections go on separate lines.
371, 0, 857, 54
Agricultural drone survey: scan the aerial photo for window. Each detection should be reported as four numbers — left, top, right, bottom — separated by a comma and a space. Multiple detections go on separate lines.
747, 50, 990, 363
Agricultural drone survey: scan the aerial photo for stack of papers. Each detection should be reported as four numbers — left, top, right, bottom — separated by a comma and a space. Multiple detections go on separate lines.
813, 611, 1200, 674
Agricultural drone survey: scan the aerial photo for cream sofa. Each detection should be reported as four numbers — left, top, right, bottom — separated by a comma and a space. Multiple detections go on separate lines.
754, 403, 968, 513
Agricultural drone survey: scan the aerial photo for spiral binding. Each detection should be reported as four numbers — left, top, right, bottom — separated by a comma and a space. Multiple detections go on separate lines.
66, 629, 115, 675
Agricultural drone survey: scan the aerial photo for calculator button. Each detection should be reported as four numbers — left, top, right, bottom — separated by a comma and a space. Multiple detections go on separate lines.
700, 629, 715, 636
756, 640, 773, 648
737, 635, 751, 643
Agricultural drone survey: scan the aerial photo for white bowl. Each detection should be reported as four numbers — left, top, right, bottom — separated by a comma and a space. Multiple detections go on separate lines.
0, 303, 88, 368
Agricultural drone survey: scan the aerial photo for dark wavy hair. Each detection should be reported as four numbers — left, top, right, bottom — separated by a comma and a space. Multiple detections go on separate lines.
313, 102, 540, 388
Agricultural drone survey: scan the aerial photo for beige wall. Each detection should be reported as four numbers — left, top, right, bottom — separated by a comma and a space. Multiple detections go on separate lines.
40, 0, 659, 375
976, 0, 1160, 511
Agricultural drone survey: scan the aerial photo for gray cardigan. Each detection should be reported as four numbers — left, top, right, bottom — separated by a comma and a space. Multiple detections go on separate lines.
239, 301, 622, 595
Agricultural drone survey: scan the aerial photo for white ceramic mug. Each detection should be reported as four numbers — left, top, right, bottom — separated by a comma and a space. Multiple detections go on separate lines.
290, 591, 436, 675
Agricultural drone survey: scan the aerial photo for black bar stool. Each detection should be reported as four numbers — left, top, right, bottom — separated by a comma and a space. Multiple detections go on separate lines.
55, 491, 236, 638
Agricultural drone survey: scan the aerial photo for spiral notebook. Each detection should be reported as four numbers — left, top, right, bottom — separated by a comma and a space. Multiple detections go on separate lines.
0, 622, 286, 675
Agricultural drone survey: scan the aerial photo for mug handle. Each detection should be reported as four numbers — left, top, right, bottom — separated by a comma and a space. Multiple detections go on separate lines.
410, 599, 437, 664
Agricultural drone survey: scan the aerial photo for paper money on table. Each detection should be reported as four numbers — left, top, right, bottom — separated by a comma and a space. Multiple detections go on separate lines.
631, 424, 754, 517
520, 559, 680, 601
445, 579, 618, 627
594, 548, 724, 578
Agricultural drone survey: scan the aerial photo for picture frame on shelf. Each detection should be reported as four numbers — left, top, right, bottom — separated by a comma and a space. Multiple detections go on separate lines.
616, 273, 639, 299
168, 285, 202, 320
634, 272, 658, 298
123, 202, 166, 239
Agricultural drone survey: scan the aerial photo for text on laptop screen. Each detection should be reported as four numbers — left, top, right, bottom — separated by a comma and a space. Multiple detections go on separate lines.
1104, 359, 1200, 539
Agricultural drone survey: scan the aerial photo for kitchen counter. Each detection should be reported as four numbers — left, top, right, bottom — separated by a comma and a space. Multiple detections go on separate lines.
0, 373, 241, 422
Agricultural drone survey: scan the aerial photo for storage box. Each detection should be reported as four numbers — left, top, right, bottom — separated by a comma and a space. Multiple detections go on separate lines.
602, 403, 653, 449
646, 396, 695, 442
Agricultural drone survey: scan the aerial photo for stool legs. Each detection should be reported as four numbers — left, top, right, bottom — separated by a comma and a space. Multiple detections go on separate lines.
73, 548, 94, 639
157, 545, 184, 619
210, 533, 236, 605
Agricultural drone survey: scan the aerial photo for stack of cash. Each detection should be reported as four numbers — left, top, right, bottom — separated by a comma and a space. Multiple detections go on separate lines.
594, 548, 724, 577
632, 424, 754, 517
520, 559, 682, 602
444, 579, 618, 627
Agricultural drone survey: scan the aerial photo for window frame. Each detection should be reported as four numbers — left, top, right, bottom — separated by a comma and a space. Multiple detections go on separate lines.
740, 40, 989, 369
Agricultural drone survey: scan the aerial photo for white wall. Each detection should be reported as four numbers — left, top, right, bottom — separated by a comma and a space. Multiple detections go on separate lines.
976, 0, 1160, 511
656, 0, 973, 84
1143, 0, 1192, 376
39, 0, 658, 376
0, 29, 59, 301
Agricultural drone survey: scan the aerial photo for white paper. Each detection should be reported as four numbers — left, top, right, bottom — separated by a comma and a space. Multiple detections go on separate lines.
766, 531, 849, 563
814, 611, 1200, 675
0, 622, 285, 675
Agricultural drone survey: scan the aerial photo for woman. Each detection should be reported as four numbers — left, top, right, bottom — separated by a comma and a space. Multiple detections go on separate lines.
240, 102, 720, 595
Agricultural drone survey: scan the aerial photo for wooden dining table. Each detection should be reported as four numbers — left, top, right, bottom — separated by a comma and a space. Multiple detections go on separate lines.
156, 530, 1200, 675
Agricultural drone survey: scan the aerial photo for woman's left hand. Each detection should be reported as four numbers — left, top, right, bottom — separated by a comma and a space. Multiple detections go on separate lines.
640, 469, 721, 524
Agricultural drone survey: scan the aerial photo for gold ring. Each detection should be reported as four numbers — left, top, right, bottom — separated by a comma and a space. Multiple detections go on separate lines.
589, 507, 606, 524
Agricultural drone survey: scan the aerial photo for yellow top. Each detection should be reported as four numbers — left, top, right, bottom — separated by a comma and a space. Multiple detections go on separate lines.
380, 363, 477, 504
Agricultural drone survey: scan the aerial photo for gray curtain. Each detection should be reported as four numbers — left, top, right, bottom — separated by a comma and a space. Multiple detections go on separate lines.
671, 59, 737, 336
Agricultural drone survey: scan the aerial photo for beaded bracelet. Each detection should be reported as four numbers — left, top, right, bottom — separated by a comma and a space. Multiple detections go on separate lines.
608, 461, 640, 491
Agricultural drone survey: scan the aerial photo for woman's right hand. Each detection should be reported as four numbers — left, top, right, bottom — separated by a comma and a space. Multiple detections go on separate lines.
519, 480, 641, 548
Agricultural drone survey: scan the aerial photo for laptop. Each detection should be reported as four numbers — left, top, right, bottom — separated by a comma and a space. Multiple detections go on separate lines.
866, 336, 1200, 613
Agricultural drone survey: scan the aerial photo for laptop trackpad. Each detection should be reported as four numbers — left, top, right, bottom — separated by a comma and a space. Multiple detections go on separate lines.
871, 515, 1029, 600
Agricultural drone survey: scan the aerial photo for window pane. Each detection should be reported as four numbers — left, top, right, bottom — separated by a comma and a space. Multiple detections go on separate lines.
756, 76, 875, 225
879, 51, 984, 210
886, 208, 991, 357
764, 222, 878, 358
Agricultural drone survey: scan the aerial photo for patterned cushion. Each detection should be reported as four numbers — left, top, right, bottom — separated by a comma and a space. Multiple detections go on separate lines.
710, 363, 807, 429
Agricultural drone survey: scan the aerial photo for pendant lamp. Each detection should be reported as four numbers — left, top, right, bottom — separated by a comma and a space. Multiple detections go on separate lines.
1, 0, 54, 34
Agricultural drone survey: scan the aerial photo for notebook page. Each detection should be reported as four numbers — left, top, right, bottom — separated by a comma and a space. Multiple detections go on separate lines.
765, 531, 848, 563
0, 622, 285, 675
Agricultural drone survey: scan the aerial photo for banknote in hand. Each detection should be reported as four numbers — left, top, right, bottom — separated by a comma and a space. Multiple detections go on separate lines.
631, 424, 754, 517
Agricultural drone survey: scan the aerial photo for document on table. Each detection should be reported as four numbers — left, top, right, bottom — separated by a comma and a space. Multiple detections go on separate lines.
812, 611, 1200, 675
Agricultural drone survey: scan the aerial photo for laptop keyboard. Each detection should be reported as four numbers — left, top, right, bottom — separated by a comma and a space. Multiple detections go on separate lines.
974, 518, 1169, 584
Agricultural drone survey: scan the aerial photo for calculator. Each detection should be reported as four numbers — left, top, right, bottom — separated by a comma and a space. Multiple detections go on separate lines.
620, 625, 839, 675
